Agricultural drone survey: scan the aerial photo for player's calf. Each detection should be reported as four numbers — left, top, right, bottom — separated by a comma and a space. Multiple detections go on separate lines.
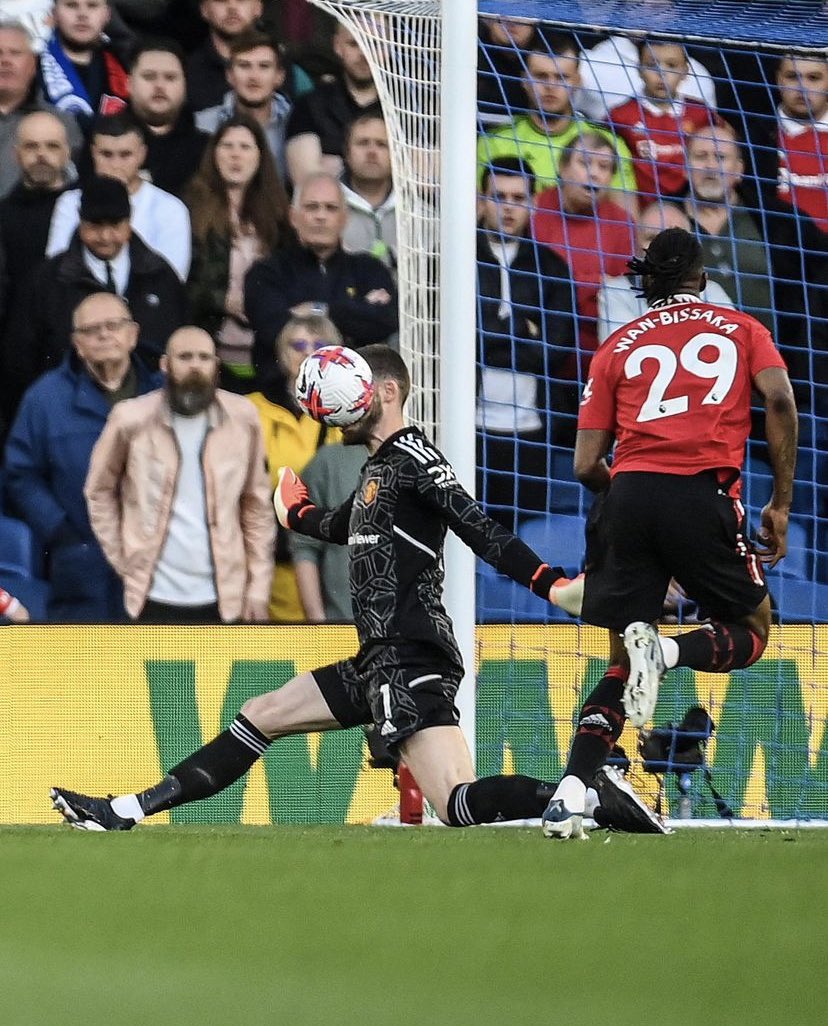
446, 775, 556, 826
661, 621, 766, 674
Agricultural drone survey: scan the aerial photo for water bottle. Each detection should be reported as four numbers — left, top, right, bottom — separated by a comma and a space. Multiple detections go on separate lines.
678, 772, 693, 819
398, 762, 424, 825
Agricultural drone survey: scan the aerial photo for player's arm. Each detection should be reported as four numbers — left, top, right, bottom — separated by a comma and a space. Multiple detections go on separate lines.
574, 355, 616, 492
573, 429, 614, 493
411, 459, 581, 613
753, 366, 798, 567
273, 467, 354, 545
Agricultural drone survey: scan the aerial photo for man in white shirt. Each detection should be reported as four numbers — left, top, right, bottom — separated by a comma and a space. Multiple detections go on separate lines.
597, 201, 733, 342
45, 110, 191, 279
84, 326, 274, 624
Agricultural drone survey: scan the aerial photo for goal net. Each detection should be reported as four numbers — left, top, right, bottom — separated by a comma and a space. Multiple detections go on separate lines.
309, 0, 828, 822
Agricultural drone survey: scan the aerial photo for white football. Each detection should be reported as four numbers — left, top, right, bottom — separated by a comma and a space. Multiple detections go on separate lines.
295, 345, 375, 427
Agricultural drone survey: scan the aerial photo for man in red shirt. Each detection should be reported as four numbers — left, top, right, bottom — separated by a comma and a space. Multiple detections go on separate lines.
776, 55, 828, 233
533, 133, 635, 444
609, 40, 721, 202
542, 227, 798, 840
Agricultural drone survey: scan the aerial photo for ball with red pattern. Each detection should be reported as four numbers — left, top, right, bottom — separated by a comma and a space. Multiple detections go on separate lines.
295, 345, 375, 427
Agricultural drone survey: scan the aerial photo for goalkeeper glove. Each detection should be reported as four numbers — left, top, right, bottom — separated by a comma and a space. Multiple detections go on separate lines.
549, 573, 584, 617
273, 467, 315, 529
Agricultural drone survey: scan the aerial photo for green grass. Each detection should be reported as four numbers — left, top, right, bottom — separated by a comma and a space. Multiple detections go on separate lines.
0, 826, 825, 1026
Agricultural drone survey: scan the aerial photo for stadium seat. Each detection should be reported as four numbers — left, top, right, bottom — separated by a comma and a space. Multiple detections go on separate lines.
549, 480, 582, 515
476, 558, 571, 623
0, 571, 49, 622
518, 513, 585, 576
770, 580, 828, 624
0, 515, 41, 577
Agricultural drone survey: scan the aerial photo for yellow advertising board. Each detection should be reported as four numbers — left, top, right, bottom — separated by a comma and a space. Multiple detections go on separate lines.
1, 624, 826, 824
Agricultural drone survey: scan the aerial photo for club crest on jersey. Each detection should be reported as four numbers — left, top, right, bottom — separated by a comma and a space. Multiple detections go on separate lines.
363, 479, 379, 504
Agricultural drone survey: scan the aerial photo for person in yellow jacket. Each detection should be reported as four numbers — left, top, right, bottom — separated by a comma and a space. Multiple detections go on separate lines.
247, 314, 344, 621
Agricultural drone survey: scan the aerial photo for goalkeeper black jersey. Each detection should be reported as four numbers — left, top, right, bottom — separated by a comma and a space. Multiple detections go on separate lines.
293, 426, 564, 665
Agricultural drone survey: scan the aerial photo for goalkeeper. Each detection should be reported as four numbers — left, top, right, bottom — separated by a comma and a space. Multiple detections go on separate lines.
50, 345, 656, 833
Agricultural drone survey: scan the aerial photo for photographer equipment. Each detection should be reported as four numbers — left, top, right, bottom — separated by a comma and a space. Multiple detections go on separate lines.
639, 706, 734, 819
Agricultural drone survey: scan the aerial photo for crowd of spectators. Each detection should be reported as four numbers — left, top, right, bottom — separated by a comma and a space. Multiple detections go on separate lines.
0, 1, 826, 622
474, 14, 827, 563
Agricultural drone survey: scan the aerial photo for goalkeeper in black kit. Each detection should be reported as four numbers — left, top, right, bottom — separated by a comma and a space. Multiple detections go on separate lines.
51, 346, 658, 833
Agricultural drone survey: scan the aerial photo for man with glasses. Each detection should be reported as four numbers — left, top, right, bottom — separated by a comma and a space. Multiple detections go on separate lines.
3, 291, 160, 621
30, 174, 186, 373
84, 326, 274, 624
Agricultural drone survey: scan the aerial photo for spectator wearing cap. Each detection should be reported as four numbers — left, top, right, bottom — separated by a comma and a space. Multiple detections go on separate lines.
46, 112, 192, 280
29, 174, 187, 373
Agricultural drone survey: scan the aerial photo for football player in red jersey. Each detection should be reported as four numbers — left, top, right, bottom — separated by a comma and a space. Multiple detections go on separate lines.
543, 226, 798, 839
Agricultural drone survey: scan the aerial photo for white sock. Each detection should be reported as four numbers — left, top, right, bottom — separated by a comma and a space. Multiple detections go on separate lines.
553, 774, 586, 813
584, 787, 600, 818
110, 794, 145, 823
660, 636, 679, 670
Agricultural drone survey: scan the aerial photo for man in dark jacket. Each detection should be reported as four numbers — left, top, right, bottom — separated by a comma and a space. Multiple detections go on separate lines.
285, 21, 381, 184
0, 111, 75, 437
476, 157, 576, 528
4, 291, 160, 621
127, 40, 209, 199
244, 172, 397, 378
30, 175, 187, 372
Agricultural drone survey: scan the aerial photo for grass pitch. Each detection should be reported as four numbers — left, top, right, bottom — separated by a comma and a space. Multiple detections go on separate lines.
0, 825, 825, 1026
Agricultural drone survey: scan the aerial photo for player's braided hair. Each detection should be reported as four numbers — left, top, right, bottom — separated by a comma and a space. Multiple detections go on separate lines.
628, 227, 705, 305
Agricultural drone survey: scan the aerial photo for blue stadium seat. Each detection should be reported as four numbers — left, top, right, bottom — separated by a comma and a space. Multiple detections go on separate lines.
518, 513, 585, 576
549, 480, 582, 515
0, 515, 41, 577
476, 558, 571, 623
0, 571, 49, 622
770, 580, 828, 624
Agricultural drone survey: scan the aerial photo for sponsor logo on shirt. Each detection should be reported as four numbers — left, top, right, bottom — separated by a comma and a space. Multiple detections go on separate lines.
349, 533, 380, 545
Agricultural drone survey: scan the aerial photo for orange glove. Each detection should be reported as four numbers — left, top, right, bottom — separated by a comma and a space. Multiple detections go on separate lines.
272, 467, 314, 529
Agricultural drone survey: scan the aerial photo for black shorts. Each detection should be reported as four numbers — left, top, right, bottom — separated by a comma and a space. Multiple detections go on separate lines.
312, 643, 462, 749
582, 471, 768, 632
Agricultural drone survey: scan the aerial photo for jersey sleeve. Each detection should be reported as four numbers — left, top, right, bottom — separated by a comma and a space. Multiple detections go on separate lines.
746, 321, 788, 377
291, 493, 354, 545
577, 347, 617, 431
406, 448, 566, 595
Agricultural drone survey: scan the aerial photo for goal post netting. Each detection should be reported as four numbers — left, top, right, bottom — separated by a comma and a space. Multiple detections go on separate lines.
308, 0, 828, 821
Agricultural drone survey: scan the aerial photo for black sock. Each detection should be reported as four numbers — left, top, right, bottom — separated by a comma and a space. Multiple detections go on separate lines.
446, 774, 555, 827
138, 714, 271, 815
675, 623, 765, 672
564, 669, 626, 784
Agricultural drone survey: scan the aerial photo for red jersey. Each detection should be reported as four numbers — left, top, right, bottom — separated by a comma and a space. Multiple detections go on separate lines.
532, 189, 635, 361
609, 97, 721, 199
777, 109, 828, 233
578, 295, 787, 476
